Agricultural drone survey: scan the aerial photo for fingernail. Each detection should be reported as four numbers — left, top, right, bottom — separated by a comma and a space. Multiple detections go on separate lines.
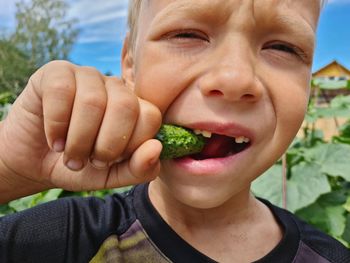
53, 139, 65, 152
91, 159, 108, 169
66, 159, 83, 171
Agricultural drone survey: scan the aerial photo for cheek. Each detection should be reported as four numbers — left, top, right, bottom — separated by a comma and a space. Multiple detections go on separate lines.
261, 63, 311, 145
274, 84, 309, 142
133, 47, 181, 113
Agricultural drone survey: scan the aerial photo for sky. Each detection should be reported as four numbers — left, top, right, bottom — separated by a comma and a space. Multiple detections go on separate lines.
1, 0, 350, 76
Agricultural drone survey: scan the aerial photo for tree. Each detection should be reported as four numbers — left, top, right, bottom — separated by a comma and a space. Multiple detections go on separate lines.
0, 39, 36, 95
11, 0, 79, 67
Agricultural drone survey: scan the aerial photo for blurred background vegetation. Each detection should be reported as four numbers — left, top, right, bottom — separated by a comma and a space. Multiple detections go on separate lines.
0, 0, 350, 249
0, 0, 78, 96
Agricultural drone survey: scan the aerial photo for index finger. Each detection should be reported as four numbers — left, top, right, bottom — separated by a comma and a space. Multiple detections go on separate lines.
40, 61, 77, 151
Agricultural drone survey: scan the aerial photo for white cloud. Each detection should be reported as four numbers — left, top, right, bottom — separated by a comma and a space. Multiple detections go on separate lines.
68, 0, 128, 26
67, 0, 129, 44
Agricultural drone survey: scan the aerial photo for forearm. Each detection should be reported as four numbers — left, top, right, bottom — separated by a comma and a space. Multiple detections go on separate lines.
0, 158, 48, 204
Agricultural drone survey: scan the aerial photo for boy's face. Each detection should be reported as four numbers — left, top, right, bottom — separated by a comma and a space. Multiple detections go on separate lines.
123, 0, 320, 208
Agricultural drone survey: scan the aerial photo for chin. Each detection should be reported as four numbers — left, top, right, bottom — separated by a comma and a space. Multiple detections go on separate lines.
177, 188, 227, 209
158, 177, 243, 210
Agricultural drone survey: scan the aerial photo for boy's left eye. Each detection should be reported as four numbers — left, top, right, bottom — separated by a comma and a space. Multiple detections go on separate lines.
263, 42, 307, 60
268, 44, 296, 54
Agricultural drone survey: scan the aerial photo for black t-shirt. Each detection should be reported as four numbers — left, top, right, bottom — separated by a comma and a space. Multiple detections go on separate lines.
1, 184, 349, 263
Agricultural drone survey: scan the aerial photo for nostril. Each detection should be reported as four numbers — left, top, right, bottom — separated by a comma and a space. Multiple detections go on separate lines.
241, 94, 255, 100
209, 90, 223, 96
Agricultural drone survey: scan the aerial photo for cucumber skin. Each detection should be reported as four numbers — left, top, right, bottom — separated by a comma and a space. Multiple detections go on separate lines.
156, 124, 206, 159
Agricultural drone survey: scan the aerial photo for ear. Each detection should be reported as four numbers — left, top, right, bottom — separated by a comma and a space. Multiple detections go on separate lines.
121, 33, 135, 89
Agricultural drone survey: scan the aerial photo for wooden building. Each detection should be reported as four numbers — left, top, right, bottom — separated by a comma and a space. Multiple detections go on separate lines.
302, 61, 350, 140
312, 60, 350, 103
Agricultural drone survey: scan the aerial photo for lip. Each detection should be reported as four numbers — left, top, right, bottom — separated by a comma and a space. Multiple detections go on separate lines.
185, 121, 255, 142
172, 146, 251, 175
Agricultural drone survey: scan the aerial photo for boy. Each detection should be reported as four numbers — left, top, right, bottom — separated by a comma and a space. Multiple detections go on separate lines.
0, 0, 349, 262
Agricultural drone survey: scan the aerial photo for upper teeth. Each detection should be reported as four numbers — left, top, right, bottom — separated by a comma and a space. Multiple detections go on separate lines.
194, 129, 212, 138
193, 129, 250, 143
235, 136, 250, 144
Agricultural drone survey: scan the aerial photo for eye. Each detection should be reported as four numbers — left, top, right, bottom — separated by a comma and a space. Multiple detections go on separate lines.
174, 32, 206, 40
263, 41, 307, 60
164, 30, 209, 42
269, 43, 297, 54
263, 42, 308, 60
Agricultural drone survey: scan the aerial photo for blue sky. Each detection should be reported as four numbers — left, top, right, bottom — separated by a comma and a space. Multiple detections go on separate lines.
1, 0, 350, 75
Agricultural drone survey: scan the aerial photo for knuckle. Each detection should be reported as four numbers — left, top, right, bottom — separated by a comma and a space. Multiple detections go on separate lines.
115, 95, 139, 118
80, 94, 106, 113
48, 79, 74, 97
42, 82, 74, 104
46, 117, 70, 128
94, 146, 121, 162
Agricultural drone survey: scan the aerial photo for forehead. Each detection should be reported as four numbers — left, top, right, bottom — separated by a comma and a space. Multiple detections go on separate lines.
140, 0, 320, 32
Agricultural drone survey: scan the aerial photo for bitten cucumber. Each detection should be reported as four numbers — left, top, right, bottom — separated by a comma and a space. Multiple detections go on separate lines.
156, 124, 206, 159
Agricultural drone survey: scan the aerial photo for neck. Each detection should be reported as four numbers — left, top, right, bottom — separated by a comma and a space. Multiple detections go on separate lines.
148, 179, 283, 262
148, 179, 260, 230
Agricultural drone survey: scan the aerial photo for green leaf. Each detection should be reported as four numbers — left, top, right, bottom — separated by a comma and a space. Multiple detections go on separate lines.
252, 163, 331, 212
344, 196, 350, 213
318, 190, 348, 207
305, 143, 350, 181
342, 214, 350, 244
287, 162, 331, 212
313, 107, 350, 118
330, 95, 350, 108
37, 189, 63, 204
326, 206, 347, 237
0, 204, 14, 217
332, 136, 350, 145
296, 203, 346, 238
252, 165, 283, 208
8, 193, 42, 212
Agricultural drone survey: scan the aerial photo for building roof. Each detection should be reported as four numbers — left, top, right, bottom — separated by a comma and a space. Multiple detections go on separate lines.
313, 60, 350, 78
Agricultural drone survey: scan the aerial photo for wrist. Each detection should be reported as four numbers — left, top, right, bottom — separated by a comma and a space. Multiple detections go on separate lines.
0, 159, 49, 204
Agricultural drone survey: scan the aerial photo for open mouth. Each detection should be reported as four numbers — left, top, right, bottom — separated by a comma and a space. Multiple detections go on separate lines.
190, 130, 251, 160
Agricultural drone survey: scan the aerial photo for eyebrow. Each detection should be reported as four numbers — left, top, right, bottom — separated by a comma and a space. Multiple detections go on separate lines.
150, 1, 232, 27
269, 15, 316, 49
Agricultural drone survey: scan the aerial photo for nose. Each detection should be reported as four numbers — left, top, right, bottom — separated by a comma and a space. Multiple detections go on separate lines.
198, 46, 263, 103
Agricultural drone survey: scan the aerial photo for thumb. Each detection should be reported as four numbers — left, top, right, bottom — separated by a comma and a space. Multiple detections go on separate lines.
105, 139, 162, 188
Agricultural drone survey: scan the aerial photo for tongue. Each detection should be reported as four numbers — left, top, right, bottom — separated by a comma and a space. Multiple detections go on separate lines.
199, 134, 233, 159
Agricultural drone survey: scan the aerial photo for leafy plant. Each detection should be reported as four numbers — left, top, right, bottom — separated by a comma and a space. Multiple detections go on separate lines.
0, 39, 36, 95
12, 0, 79, 67
252, 92, 350, 247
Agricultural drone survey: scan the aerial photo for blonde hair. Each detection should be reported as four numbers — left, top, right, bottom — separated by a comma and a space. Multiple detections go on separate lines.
127, 0, 142, 50
127, 0, 326, 49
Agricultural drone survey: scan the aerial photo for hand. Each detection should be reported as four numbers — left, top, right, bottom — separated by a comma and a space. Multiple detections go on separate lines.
0, 60, 162, 202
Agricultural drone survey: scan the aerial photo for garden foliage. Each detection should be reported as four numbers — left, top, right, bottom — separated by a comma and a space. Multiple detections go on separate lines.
253, 82, 350, 247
